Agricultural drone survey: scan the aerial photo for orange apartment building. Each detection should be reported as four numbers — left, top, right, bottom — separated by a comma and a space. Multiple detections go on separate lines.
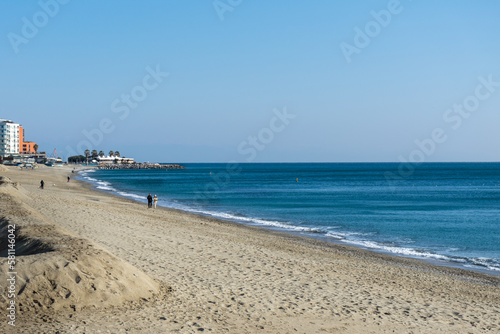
19, 126, 37, 154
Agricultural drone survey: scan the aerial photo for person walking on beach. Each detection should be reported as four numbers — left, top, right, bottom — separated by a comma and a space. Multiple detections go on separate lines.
153, 195, 158, 208
147, 193, 153, 208
67, 176, 70, 183
40, 180, 44, 189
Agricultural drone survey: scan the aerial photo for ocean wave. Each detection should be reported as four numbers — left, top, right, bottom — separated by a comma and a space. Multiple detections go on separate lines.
77, 171, 145, 201
324, 233, 500, 272
95, 181, 114, 191
166, 205, 325, 233
468, 258, 500, 272
325, 231, 370, 239
79, 170, 95, 177
82, 169, 96, 173
117, 191, 145, 201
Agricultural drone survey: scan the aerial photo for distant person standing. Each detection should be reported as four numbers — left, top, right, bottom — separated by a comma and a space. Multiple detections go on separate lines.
40, 180, 44, 189
147, 193, 153, 208
67, 176, 70, 182
153, 195, 158, 208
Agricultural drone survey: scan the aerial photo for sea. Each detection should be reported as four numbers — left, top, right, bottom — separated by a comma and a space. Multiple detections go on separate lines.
78, 163, 500, 275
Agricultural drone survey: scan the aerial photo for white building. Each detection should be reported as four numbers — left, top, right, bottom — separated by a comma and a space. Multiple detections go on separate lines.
0, 119, 20, 157
96, 155, 135, 164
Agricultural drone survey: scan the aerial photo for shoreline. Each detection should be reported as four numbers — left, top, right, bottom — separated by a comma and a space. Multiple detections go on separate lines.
1, 165, 499, 333
78, 167, 500, 278
79, 171, 499, 282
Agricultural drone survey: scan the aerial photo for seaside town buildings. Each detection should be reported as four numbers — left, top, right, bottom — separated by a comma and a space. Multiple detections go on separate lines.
0, 119, 20, 156
0, 119, 45, 164
1, 118, 132, 165
19, 125, 37, 154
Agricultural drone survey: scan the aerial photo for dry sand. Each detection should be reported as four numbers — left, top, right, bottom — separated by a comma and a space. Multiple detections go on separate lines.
0, 165, 499, 333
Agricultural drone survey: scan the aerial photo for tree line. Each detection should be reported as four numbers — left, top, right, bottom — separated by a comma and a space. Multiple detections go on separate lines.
67, 150, 122, 163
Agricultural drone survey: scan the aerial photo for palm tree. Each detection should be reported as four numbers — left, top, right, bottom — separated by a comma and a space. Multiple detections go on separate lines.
109, 150, 114, 157
84, 149, 90, 165
114, 151, 120, 157
33, 144, 39, 153
99, 150, 105, 158
91, 150, 98, 159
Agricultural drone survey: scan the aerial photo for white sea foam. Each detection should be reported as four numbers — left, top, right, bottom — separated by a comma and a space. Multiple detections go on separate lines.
325, 232, 500, 272
468, 258, 500, 271
117, 191, 145, 201
180, 207, 323, 233
95, 181, 114, 191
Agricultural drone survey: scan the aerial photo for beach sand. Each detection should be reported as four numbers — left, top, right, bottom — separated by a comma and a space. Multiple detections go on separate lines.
1, 165, 499, 333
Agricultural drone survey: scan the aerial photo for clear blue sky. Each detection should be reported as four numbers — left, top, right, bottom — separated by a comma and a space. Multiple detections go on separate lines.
1, 0, 499, 162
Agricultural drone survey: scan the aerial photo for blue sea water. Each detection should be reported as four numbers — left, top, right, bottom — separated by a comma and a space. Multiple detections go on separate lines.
79, 163, 500, 274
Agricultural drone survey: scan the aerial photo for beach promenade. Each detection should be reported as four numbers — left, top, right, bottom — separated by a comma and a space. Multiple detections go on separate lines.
1, 165, 499, 333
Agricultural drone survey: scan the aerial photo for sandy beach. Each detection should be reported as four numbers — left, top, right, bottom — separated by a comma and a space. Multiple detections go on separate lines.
1, 165, 499, 333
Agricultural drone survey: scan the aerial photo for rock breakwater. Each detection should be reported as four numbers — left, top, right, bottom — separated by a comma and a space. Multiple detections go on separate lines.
97, 163, 184, 170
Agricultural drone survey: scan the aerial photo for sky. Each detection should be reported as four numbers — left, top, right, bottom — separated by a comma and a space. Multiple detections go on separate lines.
1, 0, 499, 163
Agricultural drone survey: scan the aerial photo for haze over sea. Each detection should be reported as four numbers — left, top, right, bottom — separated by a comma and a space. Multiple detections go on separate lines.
79, 162, 500, 274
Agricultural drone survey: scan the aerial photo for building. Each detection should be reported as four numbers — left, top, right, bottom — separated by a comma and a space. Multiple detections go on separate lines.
19, 126, 37, 154
96, 155, 135, 164
0, 119, 20, 157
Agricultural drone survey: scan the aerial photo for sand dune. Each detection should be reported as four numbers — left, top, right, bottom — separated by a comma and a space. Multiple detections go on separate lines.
0, 174, 160, 322
0, 166, 499, 333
